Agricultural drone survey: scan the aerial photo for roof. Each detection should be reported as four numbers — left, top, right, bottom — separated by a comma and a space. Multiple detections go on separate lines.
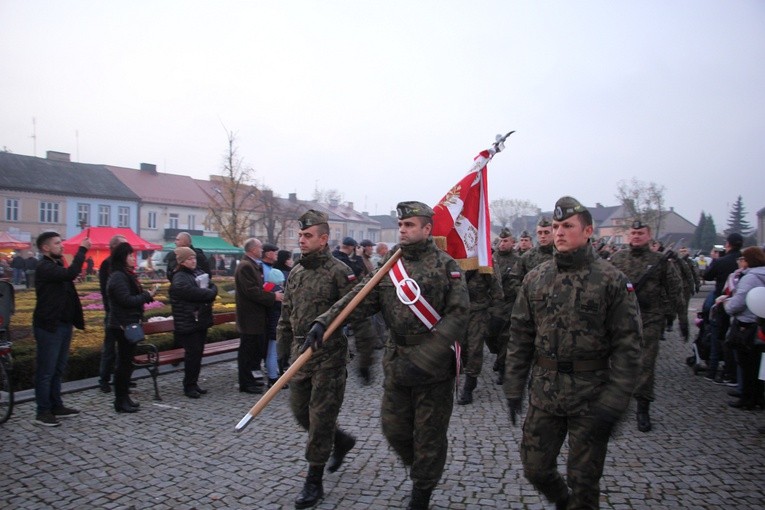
0, 152, 139, 200
369, 214, 399, 229
162, 235, 243, 255
107, 166, 211, 207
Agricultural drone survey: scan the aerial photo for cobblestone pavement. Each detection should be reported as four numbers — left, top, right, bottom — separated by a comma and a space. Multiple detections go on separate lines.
1, 286, 763, 509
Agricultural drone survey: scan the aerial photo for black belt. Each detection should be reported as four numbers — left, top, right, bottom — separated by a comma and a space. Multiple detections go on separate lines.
390, 331, 430, 346
535, 356, 609, 374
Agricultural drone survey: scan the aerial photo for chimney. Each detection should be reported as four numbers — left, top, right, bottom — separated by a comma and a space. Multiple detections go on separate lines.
46, 151, 70, 162
140, 163, 157, 174
346, 202, 354, 210
329, 198, 339, 207
596, 202, 603, 208
264, 189, 273, 200
289, 193, 297, 202
390, 210, 396, 217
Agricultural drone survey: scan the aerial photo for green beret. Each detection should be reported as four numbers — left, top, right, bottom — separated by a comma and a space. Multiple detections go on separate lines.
537, 216, 552, 227
298, 209, 328, 229
498, 227, 513, 239
630, 219, 649, 230
552, 196, 588, 221
396, 201, 434, 219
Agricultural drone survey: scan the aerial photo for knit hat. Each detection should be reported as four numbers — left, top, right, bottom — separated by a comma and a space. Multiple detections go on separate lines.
175, 247, 196, 265
266, 269, 285, 285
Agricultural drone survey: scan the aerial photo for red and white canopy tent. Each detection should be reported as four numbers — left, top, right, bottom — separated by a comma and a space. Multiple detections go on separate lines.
62, 227, 162, 269
0, 231, 31, 255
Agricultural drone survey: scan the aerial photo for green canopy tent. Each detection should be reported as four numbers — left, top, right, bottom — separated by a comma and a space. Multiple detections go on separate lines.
162, 236, 243, 255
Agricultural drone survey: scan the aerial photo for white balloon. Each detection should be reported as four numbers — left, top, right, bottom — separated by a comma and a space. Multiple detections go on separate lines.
745, 286, 765, 318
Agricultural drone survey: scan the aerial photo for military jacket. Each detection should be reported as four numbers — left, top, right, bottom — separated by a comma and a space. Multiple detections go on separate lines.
513, 244, 554, 283
504, 246, 642, 415
493, 249, 521, 306
466, 270, 503, 312
316, 237, 469, 385
609, 245, 683, 319
676, 254, 696, 299
277, 245, 356, 371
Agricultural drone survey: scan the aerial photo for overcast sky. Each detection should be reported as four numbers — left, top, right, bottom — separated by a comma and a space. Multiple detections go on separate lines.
2, 1, 763, 231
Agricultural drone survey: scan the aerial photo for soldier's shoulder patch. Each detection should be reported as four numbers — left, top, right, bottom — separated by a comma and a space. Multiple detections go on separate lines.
450, 271, 462, 279
626, 282, 634, 292
347, 274, 357, 282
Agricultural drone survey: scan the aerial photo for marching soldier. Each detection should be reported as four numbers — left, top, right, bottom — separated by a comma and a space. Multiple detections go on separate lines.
609, 220, 683, 432
675, 247, 698, 341
512, 217, 554, 283
311, 201, 469, 510
490, 228, 521, 385
276, 210, 358, 509
517, 230, 533, 256
457, 257, 503, 405
504, 197, 641, 509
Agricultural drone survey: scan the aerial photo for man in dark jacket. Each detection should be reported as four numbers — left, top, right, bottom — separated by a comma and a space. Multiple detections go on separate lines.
32, 231, 91, 427
165, 231, 211, 282
702, 232, 744, 382
24, 253, 38, 288
235, 238, 281, 393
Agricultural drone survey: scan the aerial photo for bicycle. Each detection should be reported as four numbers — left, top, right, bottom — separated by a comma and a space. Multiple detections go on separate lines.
0, 339, 12, 424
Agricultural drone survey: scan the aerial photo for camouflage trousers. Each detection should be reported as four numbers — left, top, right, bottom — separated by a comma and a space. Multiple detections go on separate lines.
289, 365, 347, 465
634, 317, 664, 402
495, 323, 511, 370
462, 309, 491, 377
521, 405, 610, 509
381, 377, 455, 490
353, 317, 379, 370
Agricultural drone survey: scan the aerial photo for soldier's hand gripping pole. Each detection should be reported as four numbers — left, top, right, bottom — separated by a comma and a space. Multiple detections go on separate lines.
235, 248, 404, 432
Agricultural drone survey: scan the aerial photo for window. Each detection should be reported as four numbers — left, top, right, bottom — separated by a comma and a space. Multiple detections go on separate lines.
118, 206, 130, 227
147, 211, 157, 229
169, 213, 179, 229
333, 229, 340, 241
76, 203, 90, 227
5, 198, 19, 221
188, 214, 195, 231
98, 205, 111, 226
39, 201, 60, 223
287, 228, 295, 239
348, 230, 355, 240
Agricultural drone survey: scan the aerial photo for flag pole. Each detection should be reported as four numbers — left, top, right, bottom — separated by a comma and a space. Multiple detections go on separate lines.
235, 248, 404, 432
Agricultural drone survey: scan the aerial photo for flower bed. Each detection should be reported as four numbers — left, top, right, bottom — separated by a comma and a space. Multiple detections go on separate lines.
9, 279, 239, 390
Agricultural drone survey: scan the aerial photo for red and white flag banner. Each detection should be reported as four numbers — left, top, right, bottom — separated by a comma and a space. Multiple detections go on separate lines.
432, 149, 493, 273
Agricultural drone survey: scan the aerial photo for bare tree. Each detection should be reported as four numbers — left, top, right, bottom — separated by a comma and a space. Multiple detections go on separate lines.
490, 198, 540, 228
207, 131, 259, 247
253, 186, 304, 245
312, 188, 344, 204
615, 178, 667, 237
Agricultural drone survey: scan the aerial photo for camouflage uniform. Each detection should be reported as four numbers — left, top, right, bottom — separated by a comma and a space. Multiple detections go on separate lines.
504, 230, 642, 509
513, 243, 554, 282
463, 271, 503, 376
609, 244, 682, 403
491, 246, 520, 374
674, 252, 697, 340
316, 234, 469, 493
276, 244, 357, 465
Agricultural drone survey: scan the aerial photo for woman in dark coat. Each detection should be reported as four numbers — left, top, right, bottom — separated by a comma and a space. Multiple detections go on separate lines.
169, 247, 218, 399
106, 242, 157, 413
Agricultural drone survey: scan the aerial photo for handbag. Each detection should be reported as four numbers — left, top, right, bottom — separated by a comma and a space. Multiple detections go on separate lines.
123, 323, 145, 344
726, 319, 757, 351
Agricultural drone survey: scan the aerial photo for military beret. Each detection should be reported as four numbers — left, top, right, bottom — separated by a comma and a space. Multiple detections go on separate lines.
298, 209, 328, 229
396, 201, 434, 219
342, 237, 357, 247
630, 219, 649, 230
360, 239, 374, 247
498, 228, 513, 239
519, 230, 532, 239
552, 196, 588, 222
537, 216, 553, 227
262, 243, 279, 253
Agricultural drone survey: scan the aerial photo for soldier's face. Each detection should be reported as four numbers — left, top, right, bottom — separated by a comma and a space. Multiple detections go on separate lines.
498, 237, 515, 252
629, 228, 651, 248
536, 226, 553, 246
519, 238, 532, 250
298, 226, 328, 255
398, 218, 431, 245
553, 216, 593, 253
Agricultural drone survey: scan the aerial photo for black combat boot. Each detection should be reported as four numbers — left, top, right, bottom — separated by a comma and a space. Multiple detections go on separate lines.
636, 399, 651, 432
555, 492, 570, 510
295, 464, 324, 509
407, 487, 432, 510
495, 364, 505, 385
327, 429, 356, 473
358, 367, 371, 386
457, 375, 477, 405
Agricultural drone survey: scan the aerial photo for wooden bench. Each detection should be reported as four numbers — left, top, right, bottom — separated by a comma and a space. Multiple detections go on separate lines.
132, 311, 239, 400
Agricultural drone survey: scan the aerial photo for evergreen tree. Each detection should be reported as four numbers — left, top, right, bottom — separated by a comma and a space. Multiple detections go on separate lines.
692, 212, 706, 250
724, 195, 752, 236
701, 213, 718, 253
